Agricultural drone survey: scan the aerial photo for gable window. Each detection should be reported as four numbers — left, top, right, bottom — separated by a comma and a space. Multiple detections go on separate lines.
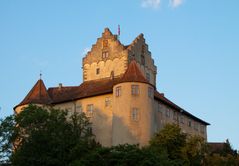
96, 68, 100, 75
105, 97, 110, 107
86, 104, 94, 117
102, 51, 109, 59
116, 86, 121, 97
131, 85, 139, 96
131, 108, 139, 121
148, 87, 153, 98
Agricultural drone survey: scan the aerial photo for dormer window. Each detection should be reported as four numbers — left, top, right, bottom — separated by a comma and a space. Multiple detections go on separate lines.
102, 51, 109, 59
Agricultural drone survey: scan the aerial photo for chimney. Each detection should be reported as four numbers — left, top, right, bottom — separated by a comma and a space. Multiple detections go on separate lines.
58, 83, 63, 90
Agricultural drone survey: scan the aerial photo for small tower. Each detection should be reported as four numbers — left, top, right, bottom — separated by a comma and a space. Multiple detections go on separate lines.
14, 78, 51, 114
112, 60, 154, 146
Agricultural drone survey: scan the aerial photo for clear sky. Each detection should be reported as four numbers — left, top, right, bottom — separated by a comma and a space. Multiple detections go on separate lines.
0, 0, 239, 149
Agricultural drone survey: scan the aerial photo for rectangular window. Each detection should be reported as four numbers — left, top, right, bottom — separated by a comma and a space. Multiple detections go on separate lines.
194, 122, 199, 131
76, 105, 82, 113
180, 115, 184, 124
131, 108, 139, 121
148, 87, 153, 98
105, 97, 110, 107
116, 86, 121, 97
96, 68, 100, 75
86, 104, 94, 117
131, 85, 139, 96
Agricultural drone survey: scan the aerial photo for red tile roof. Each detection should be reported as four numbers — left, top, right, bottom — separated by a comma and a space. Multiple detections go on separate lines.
15, 63, 209, 125
16, 79, 52, 107
119, 60, 149, 84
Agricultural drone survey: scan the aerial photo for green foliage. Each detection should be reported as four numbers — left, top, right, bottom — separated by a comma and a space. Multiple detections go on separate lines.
0, 115, 15, 164
70, 144, 174, 166
0, 104, 96, 166
181, 135, 208, 166
1, 107, 239, 166
150, 123, 187, 162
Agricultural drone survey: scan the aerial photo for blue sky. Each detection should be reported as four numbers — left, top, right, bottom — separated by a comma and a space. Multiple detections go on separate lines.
0, 0, 239, 148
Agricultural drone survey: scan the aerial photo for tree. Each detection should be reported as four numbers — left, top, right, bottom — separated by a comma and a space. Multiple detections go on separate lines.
181, 135, 208, 166
0, 115, 15, 165
0, 104, 96, 166
149, 123, 187, 162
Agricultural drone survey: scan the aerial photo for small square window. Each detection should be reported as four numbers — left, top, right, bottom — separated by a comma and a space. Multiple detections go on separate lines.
116, 86, 121, 97
131, 85, 139, 96
131, 108, 139, 121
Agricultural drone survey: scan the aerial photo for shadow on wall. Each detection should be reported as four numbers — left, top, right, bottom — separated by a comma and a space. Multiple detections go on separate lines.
90, 106, 139, 147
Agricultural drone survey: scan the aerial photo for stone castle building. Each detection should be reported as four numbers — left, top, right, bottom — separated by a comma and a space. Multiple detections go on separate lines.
14, 28, 209, 146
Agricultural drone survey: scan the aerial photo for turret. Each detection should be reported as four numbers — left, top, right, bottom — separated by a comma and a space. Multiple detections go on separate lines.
14, 79, 52, 114
112, 60, 154, 146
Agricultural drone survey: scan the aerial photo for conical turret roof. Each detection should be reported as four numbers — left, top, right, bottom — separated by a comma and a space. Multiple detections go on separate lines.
119, 60, 149, 84
17, 79, 52, 107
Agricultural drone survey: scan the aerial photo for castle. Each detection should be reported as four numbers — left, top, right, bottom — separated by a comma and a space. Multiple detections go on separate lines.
14, 28, 209, 146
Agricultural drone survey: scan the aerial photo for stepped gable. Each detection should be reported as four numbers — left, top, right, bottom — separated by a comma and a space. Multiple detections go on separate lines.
15, 79, 52, 108
118, 60, 149, 84
83, 27, 126, 65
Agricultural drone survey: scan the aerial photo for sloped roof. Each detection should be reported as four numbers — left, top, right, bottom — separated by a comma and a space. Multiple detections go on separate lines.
119, 60, 149, 84
15, 74, 209, 125
16, 79, 52, 107
154, 91, 210, 125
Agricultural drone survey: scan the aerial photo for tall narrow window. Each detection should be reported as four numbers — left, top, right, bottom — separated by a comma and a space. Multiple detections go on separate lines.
116, 86, 121, 97
200, 125, 205, 133
146, 73, 150, 81
131, 108, 139, 121
148, 87, 153, 98
180, 115, 184, 124
86, 104, 94, 117
96, 68, 100, 75
105, 97, 110, 107
141, 54, 145, 65
166, 109, 170, 118
131, 85, 139, 96
188, 120, 192, 127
